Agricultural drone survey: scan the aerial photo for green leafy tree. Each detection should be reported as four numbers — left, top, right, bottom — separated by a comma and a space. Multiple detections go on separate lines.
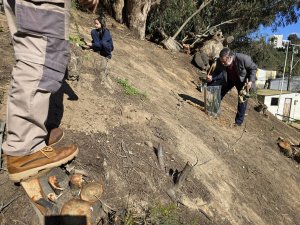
147, 0, 201, 40
147, 0, 300, 41
288, 33, 300, 44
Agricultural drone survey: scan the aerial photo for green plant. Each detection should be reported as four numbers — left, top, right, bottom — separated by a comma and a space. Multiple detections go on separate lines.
0, 27, 3, 32
71, 0, 79, 9
123, 211, 134, 225
149, 203, 183, 225
69, 34, 85, 46
83, 52, 91, 60
117, 78, 147, 97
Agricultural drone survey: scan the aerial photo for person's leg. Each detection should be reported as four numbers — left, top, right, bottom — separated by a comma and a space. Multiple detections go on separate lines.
3, 0, 67, 156
3, 61, 51, 156
221, 80, 234, 100
3, 0, 78, 182
46, 81, 65, 133
235, 82, 248, 125
235, 100, 248, 125
46, 79, 65, 146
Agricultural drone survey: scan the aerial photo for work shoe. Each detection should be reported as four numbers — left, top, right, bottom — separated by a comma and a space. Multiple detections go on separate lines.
7, 144, 79, 182
47, 127, 64, 146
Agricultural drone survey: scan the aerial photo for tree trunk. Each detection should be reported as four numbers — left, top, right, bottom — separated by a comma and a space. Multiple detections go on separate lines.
113, 0, 125, 23
126, 0, 152, 40
102, 0, 160, 40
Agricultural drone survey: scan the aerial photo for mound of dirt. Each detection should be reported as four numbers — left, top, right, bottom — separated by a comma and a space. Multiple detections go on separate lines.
0, 10, 300, 225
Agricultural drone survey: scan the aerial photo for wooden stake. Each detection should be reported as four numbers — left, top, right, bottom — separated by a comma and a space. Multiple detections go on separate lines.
156, 144, 166, 172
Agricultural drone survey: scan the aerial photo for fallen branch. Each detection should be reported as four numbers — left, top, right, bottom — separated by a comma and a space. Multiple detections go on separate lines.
174, 161, 192, 190
197, 206, 211, 221
156, 144, 166, 172
167, 162, 193, 204
0, 194, 22, 213
0, 121, 6, 169
191, 18, 239, 48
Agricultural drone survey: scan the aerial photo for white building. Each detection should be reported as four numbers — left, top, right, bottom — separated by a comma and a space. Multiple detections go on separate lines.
257, 89, 300, 121
255, 68, 277, 88
270, 35, 283, 48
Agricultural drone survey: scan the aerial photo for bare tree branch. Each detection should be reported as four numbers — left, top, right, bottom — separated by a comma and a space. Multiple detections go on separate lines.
172, 0, 213, 40
190, 18, 239, 48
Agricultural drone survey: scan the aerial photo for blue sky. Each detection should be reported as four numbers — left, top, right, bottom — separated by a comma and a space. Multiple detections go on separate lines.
256, 22, 300, 40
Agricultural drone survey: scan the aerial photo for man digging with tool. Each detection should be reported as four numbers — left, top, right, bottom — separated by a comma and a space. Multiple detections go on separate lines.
2, 0, 99, 182
206, 47, 257, 126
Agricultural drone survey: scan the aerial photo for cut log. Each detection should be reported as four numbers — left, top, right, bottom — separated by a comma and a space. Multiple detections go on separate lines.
161, 37, 181, 51
277, 139, 293, 157
69, 173, 84, 191
61, 199, 93, 225
48, 175, 64, 195
80, 182, 104, 203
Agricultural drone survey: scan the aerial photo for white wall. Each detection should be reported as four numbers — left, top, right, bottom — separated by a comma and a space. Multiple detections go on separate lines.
264, 93, 300, 120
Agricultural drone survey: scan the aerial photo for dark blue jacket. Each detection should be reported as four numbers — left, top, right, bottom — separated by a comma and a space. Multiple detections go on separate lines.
91, 28, 114, 58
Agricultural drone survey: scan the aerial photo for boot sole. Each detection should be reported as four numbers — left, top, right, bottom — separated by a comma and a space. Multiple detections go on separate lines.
9, 147, 79, 183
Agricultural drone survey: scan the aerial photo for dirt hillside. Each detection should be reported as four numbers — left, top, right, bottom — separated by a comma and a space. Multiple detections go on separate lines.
0, 10, 300, 225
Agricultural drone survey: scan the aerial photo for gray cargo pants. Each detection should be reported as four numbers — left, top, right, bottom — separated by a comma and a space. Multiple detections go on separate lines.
2, 0, 70, 156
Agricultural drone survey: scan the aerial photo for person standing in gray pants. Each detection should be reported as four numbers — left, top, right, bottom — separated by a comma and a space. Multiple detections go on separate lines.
2, 0, 99, 182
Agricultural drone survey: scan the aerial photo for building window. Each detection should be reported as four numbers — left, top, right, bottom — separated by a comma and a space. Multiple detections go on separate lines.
271, 97, 279, 106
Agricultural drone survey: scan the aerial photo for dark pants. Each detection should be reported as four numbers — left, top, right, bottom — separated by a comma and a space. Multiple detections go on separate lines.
91, 29, 112, 58
209, 78, 248, 125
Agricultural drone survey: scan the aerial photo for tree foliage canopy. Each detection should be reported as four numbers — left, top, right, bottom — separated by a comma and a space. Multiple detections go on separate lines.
147, 0, 300, 40
288, 33, 300, 44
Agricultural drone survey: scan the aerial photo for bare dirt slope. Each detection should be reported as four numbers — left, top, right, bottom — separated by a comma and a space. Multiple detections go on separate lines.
1, 10, 300, 225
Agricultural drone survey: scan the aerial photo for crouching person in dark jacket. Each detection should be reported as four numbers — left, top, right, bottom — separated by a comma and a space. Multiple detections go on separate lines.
86, 17, 114, 58
206, 47, 257, 126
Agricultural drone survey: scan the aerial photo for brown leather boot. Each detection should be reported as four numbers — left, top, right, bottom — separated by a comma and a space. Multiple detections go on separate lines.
7, 144, 79, 182
47, 128, 64, 146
